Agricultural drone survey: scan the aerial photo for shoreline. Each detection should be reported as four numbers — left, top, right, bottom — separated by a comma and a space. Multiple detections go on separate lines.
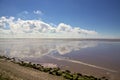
0, 55, 108, 80
27, 55, 120, 80
47, 55, 117, 73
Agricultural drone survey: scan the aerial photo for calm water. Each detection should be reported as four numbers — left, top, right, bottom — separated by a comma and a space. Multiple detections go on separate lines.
0, 39, 120, 80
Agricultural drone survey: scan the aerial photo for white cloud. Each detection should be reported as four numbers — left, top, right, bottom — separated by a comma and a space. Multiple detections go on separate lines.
57, 23, 72, 32
0, 16, 98, 38
33, 10, 42, 15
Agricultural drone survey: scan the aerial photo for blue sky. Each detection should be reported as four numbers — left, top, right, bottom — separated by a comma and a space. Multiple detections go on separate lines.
0, 0, 120, 38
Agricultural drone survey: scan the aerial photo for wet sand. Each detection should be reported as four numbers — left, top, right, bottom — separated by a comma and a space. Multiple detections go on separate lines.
28, 55, 120, 80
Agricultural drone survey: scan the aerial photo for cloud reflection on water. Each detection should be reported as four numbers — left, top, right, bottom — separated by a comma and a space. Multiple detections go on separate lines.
0, 40, 97, 59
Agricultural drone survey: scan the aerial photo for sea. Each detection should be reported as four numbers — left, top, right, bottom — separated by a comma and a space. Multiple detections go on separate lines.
0, 38, 120, 80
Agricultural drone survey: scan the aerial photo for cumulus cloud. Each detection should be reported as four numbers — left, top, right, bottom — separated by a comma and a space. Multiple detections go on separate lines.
0, 16, 98, 38
57, 23, 72, 32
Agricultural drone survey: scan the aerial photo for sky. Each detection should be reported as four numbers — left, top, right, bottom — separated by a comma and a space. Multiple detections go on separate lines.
0, 0, 120, 38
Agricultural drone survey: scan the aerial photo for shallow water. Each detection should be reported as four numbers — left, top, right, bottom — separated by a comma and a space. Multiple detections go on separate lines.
0, 38, 120, 80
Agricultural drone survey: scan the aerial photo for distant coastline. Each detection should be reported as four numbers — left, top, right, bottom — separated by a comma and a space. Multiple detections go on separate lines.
0, 38, 120, 42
